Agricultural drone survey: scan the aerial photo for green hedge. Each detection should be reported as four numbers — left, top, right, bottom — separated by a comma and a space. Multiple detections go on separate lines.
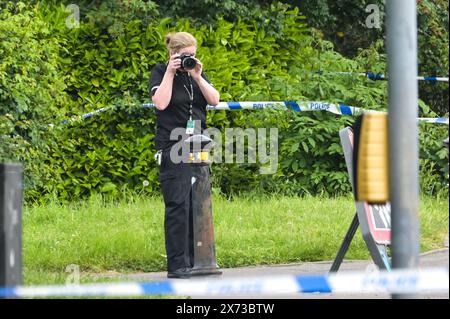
1, 1, 447, 202
0, 2, 69, 196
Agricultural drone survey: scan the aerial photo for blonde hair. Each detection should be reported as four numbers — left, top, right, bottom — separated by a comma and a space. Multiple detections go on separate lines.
165, 32, 197, 53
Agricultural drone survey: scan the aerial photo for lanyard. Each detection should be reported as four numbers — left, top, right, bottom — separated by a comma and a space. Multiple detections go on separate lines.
181, 73, 194, 121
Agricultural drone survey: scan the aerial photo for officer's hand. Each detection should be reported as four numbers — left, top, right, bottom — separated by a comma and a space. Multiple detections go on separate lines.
188, 58, 203, 81
167, 53, 181, 74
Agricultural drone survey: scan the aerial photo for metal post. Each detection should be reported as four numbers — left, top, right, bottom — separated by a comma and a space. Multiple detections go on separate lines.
184, 133, 221, 276
329, 213, 359, 272
386, 0, 420, 298
190, 165, 221, 276
0, 164, 23, 296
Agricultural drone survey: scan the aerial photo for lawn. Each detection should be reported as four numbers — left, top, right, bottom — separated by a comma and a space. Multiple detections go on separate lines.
23, 194, 449, 285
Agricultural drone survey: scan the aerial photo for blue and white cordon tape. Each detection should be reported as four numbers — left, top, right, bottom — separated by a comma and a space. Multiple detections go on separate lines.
0, 268, 447, 298
62, 101, 449, 125
418, 117, 450, 125
313, 71, 449, 82
205, 101, 361, 115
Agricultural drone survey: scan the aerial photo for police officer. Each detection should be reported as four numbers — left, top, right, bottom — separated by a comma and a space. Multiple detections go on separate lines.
149, 32, 220, 279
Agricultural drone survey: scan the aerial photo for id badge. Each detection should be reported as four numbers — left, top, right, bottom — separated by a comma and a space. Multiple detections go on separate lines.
186, 119, 195, 134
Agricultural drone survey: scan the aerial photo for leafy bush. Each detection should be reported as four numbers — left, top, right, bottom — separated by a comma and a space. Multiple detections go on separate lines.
0, 2, 68, 199
417, 0, 449, 116
155, 0, 293, 40
2, 1, 447, 201
418, 123, 449, 196
49, 104, 158, 200
295, 0, 449, 117
293, 0, 385, 57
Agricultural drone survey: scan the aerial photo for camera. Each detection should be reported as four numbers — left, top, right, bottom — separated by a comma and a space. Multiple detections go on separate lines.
179, 54, 197, 70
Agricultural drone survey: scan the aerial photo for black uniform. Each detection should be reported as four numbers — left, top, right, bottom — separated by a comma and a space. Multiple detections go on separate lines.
149, 63, 213, 272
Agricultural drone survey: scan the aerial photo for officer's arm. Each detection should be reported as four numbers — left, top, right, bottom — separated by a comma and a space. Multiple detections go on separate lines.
152, 71, 175, 110
195, 76, 220, 106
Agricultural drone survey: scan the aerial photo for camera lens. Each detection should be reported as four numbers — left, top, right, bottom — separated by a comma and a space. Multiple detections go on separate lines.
181, 56, 197, 70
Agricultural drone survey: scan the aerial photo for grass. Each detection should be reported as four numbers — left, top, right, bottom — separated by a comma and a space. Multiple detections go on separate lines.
23, 194, 448, 285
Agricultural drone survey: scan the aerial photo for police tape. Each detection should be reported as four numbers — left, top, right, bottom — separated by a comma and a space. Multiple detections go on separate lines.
206, 102, 449, 124
418, 117, 450, 125
0, 268, 448, 298
313, 71, 449, 82
61, 105, 118, 124
204, 101, 361, 115
61, 102, 449, 125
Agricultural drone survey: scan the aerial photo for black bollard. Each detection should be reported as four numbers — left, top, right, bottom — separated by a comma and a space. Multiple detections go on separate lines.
190, 164, 221, 275
0, 164, 23, 292
184, 135, 221, 276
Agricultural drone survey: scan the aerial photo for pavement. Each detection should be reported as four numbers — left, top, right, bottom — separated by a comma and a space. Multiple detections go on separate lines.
94, 248, 449, 299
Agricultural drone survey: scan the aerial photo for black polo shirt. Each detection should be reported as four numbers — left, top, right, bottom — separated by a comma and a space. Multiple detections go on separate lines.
149, 63, 213, 151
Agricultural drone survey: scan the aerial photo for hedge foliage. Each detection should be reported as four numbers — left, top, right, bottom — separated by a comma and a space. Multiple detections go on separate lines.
0, 1, 448, 202
296, 0, 449, 116
0, 2, 69, 195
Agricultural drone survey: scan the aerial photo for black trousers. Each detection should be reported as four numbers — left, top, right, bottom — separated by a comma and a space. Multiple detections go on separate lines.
159, 149, 210, 272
